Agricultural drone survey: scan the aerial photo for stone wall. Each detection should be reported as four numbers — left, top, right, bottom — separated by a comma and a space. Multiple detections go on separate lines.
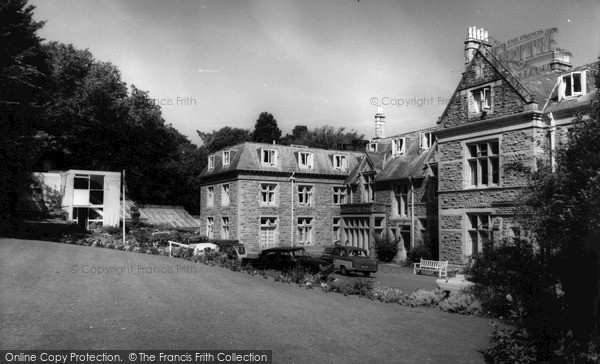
439, 230, 463, 264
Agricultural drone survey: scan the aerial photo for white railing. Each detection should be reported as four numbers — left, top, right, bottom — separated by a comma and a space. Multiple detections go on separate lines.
168, 240, 195, 257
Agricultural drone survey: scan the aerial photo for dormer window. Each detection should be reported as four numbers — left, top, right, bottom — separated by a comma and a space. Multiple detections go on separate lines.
471, 86, 491, 113
298, 152, 314, 169
333, 155, 348, 170
392, 137, 406, 156
559, 71, 586, 100
222, 150, 230, 166
368, 143, 378, 152
208, 155, 215, 170
420, 132, 433, 150
261, 149, 278, 166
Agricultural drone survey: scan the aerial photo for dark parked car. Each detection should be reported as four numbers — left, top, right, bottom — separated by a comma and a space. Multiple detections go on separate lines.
252, 247, 334, 276
321, 245, 378, 277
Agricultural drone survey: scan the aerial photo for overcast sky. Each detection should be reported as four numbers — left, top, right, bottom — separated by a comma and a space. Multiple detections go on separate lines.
31, 0, 600, 146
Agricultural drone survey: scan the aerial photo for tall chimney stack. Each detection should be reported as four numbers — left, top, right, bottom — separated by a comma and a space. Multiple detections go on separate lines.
374, 105, 386, 139
464, 26, 490, 66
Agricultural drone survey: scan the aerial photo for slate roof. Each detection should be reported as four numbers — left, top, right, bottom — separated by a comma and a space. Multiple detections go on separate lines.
374, 127, 437, 182
343, 126, 437, 184
200, 142, 365, 179
520, 62, 599, 114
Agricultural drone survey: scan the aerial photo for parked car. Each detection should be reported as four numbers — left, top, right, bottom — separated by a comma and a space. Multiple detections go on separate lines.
219, 242, 249, 262
189, 242, 219, 256
321, 245, 378, 277
252, 247, 334, 276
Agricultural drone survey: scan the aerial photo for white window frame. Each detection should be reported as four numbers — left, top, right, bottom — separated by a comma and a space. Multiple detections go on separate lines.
394, 183, 409, 217
333, 217, 341, 242
559, 71, 586, 100
471, 86, 491, 113
368, 143, 378, 152
221, 216, 230, 239
221, 184, 230, 206
467, 214, 491, 256
297, 217, 313, 245
260, 183, 277, 206
261, 149, 278, 166
260, 216, 278, 249
222, 150, 231, 166
297, 184, 313, 206
467, 140, 500, 188
208, 155, 215, 171
420, 132, 433, 150
374, 216, 385, 238
206, 186, 214, 208
206, 217, 214, 239
333, 154, 348, 170
363, 174, 374, 202
298, 152, 314, 169
333, 186, 348, 205
392, 137, 406, 156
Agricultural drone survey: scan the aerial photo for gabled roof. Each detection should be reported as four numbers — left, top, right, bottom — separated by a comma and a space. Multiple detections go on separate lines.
200, 142, 365, 179
344, 152, 380, 185
374, 127, 437, 182
438, 43, 598, 126
438, 45, 536, 126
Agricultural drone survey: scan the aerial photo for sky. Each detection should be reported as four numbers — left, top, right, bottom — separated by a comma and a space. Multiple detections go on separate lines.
30, 0, 600, 146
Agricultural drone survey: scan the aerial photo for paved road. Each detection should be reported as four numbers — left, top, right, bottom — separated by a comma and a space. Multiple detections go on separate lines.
1, 238, 490, 363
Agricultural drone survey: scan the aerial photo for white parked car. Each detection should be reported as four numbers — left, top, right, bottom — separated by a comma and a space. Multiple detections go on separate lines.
190, 243, 219, 256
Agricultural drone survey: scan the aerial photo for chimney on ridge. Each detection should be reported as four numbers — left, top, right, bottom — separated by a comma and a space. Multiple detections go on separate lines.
464, 26, 490, 66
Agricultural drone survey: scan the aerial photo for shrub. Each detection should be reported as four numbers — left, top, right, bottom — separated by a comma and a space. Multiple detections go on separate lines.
484, 324, 538, 364
99, 225, 121, 235
372, 286, 404, 303
372, 234, 399, 263
406, 234, 438, 263
438, 291, 483, 315
327, 279, 374, 298
401, 289, 444, 307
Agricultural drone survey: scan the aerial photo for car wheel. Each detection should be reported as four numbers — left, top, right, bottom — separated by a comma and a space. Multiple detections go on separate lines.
340, 266, 348, 276
363, 272, 370, 277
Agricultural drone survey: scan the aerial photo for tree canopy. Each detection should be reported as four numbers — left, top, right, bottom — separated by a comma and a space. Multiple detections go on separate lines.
29, 39, 204, 214
281, 125, 364, 149
0, 0, 50, 225
197, 126, 252, 154
252, 112, 281, 143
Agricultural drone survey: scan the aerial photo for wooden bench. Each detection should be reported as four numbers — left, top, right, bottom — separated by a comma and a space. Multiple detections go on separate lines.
413, 259, 448, 278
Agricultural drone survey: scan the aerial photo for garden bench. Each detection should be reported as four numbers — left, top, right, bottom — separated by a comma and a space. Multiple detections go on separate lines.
413, 259, 448, 278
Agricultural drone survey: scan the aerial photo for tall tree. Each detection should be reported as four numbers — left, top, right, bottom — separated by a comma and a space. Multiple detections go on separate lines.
42, 42, 129, 170
280, 125, 308, 145
0, 0, 50, 226
252, 112, 281, 144
41, 43, 204, 214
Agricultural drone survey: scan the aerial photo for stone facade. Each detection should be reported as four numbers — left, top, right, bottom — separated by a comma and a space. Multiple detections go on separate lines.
199, 142, 366, 256
435, 38, 597, 264
197, 33, 597, 265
